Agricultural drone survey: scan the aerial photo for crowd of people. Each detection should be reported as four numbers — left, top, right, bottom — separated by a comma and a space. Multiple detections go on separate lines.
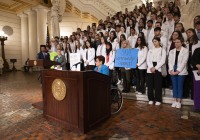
38, 0, 200, 110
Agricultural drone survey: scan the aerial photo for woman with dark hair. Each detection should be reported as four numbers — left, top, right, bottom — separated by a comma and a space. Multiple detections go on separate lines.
126, 19, 136, 37
98, 32, 104, 38
128, 27, 138, 48
136, 18, 146, 33
167, 31, 184, 55
175, 23, 187, 41
191, 47, 200, 111
105, 42, 115, 76
70, 35, 76, 50
119, 34, 127, 48
168, 38, 189, 108
73, 40, 81, 53
82, 40, 95, 70
119, 26, 127, 39
64, 43, 72, 70
96, 36, 107, 58
146, 37, 166, 105
183, 28, 200, 98
135, 37, 148, 94
138, 32, 146, 41
186, 28, 200, 55
94, 55, 109, 76
107, 31, 119, 51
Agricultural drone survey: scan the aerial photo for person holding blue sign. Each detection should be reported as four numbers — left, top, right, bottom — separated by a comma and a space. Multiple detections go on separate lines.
146, 37, 166, 106
135, 37, 148, 95
120, 40, 132, 93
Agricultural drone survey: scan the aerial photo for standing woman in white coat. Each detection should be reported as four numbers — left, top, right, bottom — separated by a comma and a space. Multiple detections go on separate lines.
105, 42, 115, 76
168, 38, 189, 108
107, 31, 119, 51
146, 37, 166, 105
96, 36, 107, 58
135, 37, 148, 94
183, 28, 200, 99
83, 40, 95, 70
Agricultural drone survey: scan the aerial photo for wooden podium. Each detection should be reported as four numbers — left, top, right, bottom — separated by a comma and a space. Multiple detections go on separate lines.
41, 70, 111, 133
28, 59, 60, 69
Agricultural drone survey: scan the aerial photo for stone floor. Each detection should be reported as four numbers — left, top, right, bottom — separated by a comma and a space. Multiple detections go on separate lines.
0, 71, 200, 140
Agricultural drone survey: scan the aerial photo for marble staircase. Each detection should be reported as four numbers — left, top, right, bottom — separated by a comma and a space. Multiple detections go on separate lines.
118, 85, 194, 106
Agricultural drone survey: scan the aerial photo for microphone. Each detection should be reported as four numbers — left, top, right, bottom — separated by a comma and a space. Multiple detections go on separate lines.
70, 61, 82, 71
73, 62, 82, 66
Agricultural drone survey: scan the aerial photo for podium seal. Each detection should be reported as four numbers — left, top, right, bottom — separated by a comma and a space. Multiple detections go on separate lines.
52, 79, 66, 101
33, 60, 37, 66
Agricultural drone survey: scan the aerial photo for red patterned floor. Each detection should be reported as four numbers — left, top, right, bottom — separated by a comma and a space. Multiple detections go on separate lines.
0, 71, 200, 140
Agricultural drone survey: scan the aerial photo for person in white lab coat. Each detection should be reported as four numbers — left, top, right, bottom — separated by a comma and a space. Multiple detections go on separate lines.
105, 42, 115, 76
135, 37, 148, 94
146, 37, 166, 105
168, 38, 189, 108
96, 37, 107, 58
82, 40, 95, 70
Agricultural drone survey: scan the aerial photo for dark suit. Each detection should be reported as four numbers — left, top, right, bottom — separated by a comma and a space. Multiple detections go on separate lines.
37, 52, 50, 60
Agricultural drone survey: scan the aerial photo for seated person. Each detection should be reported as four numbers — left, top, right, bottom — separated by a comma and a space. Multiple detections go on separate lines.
94, 55, 109, 76
54, 49, 66, 70
37, 45, 50, 60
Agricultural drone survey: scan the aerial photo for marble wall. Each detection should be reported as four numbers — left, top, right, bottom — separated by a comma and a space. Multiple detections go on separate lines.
0, 11, 21, 70
59, 12, 96, 37
0, 10, 95, 70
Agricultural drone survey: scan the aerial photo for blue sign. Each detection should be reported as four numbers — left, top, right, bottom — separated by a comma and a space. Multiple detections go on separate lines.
114, 48, 139, 68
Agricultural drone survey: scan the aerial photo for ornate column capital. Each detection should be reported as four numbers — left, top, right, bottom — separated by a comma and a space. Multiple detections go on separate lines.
24, 9, 36, 15
32, 5, 50, 13
17, 13, 28, 18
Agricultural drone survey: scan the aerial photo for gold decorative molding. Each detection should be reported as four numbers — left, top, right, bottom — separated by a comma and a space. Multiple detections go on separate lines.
0, 0, 50, 13
0, 0, 99, 22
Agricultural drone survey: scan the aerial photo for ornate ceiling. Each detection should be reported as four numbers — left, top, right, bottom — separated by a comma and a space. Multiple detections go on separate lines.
0, 0, 50, 13
0, 0, 143, 22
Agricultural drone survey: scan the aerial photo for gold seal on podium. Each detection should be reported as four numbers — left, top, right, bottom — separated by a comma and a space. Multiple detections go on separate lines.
52, 79, 66, 101
33, 60, 37, 66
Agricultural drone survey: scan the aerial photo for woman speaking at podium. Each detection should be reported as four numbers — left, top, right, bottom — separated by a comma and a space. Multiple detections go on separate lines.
94, 55, 109, 76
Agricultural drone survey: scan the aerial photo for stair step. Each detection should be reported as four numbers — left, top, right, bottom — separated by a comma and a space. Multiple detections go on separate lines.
117, 85, 194, 106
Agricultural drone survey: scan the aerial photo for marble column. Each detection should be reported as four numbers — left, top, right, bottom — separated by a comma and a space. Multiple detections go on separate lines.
24, 9, 37, 60
17, 13, 29, 64
33, 5, 50, 53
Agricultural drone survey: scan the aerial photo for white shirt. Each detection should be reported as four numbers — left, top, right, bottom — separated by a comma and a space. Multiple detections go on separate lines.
105, 51, 115, 70
168, 47, 189, 75
96, 44, 106, 58
147, 47, 166, 73
82, 48, 95, 66
137, 46, 148, 69
128, 35, 138, 48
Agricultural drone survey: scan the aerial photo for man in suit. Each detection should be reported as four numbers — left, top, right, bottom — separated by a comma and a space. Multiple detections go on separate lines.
37, 45, 50, 60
